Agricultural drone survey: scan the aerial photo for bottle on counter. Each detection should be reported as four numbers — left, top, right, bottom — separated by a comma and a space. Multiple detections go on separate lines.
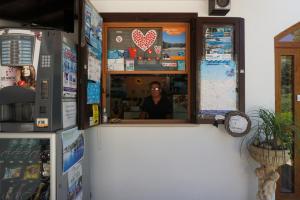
102, 108, 108, 123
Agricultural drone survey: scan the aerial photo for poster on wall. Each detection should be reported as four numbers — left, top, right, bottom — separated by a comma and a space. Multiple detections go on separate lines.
204, 26, 233, 61
63, 43, 77, 98
1, 35, 34, 66
88, 45, 101, 82
67, 163, 83, 200
84, 1, 102, 50
162, 26, 186, 70
0, 29, 42, 90
62, 128, 84, 173
62, 101, 77, 129
87, 81, 100, 104
199, 60, 237, 116
89, 104, 99, 126
0, 67, 17, 89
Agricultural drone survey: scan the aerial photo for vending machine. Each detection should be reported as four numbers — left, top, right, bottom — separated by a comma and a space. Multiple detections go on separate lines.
0, 29, 90, 200
0, 29, 77, 132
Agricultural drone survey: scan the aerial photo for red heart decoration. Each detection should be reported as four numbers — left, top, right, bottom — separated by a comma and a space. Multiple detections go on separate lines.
132, 29, 157, 52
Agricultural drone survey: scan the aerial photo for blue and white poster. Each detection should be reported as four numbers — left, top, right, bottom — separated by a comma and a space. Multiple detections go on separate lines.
62, 43, 77, 98
62, 128, 84, 173
199, 60, 237, 116
67, 163, 83, 200
84, 2, 102, 50
88, 45, 101, 82
204, 26, 233, 61
87, 81, 100, 104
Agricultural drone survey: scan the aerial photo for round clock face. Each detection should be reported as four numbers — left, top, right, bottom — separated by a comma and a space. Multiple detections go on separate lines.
216, 0, 230, 7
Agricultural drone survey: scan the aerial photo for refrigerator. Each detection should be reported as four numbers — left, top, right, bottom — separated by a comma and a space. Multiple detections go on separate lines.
0, 128, 90, 200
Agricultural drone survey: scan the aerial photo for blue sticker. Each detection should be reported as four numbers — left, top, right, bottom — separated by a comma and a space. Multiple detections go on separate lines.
108, 50, 124, 59
177, 60, 185, 70
87, 82, 100, 104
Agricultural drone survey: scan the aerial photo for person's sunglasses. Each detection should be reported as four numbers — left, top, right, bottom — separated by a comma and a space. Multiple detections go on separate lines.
151, 87, 160, 91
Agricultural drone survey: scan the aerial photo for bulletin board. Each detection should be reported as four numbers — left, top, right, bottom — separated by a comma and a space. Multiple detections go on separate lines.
197, 21, 243, 120
199, 25, 237, 117
106, 25, 187, 71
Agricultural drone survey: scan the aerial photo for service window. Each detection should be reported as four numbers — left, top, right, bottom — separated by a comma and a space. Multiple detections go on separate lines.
102, 22, 190, 122
101, 16, 245, 124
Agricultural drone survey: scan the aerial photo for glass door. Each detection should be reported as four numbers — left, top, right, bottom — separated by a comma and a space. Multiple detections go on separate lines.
275, 48, 300, 199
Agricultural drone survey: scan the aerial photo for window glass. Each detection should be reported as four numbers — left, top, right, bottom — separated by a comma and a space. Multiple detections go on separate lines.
107, 74, 188, 120
280, 55, 294, 193
279, 29, 300, 42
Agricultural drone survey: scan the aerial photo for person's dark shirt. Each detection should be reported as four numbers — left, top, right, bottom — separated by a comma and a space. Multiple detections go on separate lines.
141, 96, 172, 119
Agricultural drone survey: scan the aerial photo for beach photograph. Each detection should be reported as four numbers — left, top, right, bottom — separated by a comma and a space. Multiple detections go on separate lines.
62, 129, 84, 173
162, 26, 186, 61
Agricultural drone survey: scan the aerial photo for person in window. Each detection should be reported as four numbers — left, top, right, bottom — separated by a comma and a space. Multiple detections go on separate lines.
140, 81, 172, 119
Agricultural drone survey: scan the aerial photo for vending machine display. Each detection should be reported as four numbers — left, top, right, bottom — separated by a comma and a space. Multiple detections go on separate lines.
0, 138, 50, 199
0, 128, 91, 200
0, 29, 77, 132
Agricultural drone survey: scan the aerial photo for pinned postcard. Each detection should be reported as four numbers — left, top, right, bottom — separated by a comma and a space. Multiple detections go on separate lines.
88, 45, 101, 82
87, 82, 100, 104
67, 163, 83, 200
162, 26, 186, 61
62, 128, 84, 173
204, 26, 233, 61
63, 43, 77, 98
107, 58, 124, 71
125, 59, 134, 71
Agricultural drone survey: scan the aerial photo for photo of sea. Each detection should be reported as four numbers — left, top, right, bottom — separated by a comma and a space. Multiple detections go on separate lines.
62, 129, 84, 173
162, 27, 186, 61
204, 26, 233, 61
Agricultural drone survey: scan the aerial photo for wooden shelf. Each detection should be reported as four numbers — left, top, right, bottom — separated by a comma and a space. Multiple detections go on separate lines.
108, 70, 188, 75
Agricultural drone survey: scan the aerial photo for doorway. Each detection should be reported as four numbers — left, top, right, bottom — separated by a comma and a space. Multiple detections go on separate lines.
275, 22, 300, 200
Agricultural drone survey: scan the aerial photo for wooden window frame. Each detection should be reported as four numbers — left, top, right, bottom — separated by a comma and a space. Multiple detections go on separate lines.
195, 17, 245, 124
101, 13, 197, 124
275, 22, 300, 200
100, 14, 244, 125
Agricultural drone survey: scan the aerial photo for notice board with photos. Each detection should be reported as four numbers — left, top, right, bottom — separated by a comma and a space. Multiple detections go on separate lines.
196, 17, 245, 123
105, 24, 188, 72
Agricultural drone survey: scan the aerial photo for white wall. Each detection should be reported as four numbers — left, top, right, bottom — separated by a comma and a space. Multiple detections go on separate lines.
87, 0, 300, 200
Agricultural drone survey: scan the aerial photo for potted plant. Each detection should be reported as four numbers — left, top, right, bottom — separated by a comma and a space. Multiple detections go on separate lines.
245, 108, 300, 200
